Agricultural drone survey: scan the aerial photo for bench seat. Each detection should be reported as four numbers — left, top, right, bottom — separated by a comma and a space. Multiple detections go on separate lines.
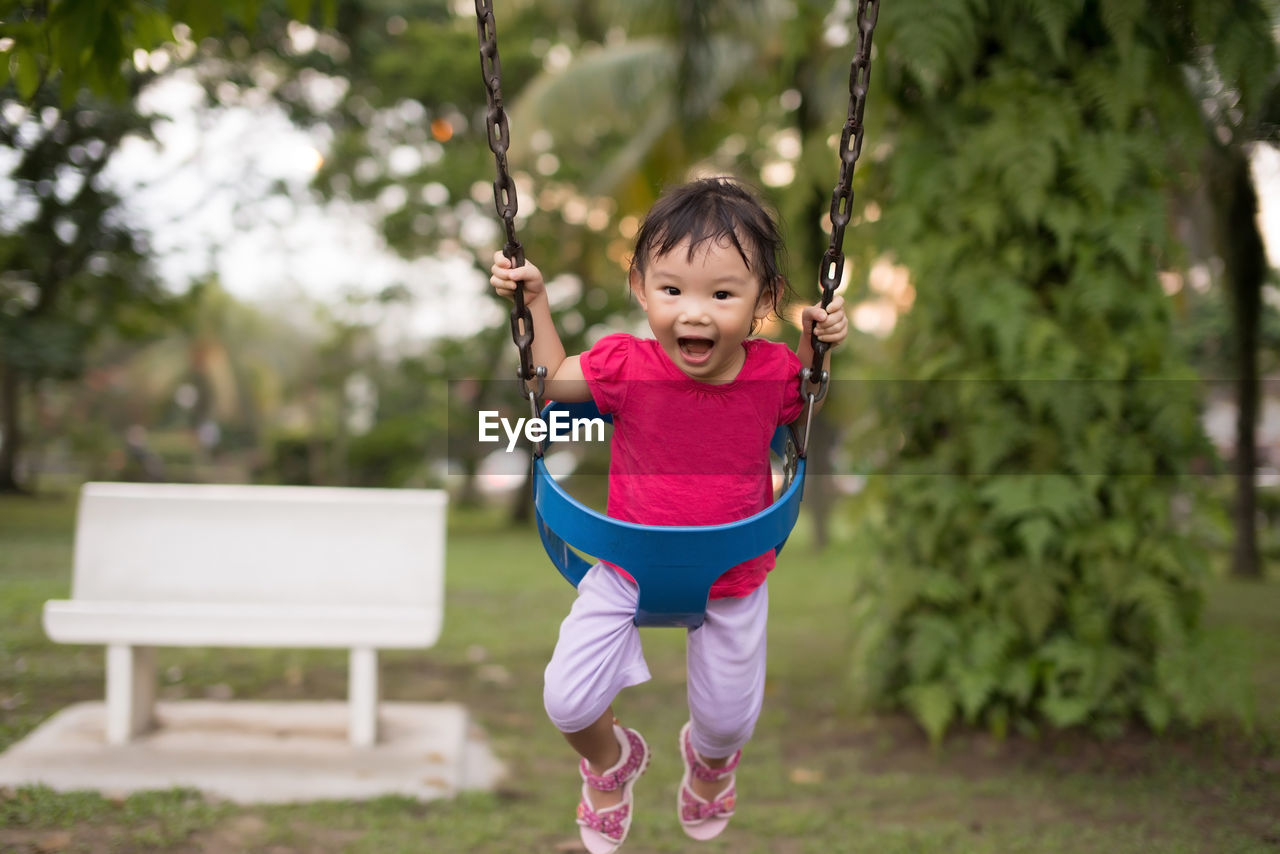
43, 602, 440, 649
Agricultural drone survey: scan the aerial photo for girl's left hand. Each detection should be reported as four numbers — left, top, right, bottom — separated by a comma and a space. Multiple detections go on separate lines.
801, 294, 849, 346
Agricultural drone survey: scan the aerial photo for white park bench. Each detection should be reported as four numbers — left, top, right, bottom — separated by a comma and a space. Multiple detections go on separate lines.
42, 482, 447, 748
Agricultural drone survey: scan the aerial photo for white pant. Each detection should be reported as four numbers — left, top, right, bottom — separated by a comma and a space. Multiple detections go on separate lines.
543, 563, 769, 759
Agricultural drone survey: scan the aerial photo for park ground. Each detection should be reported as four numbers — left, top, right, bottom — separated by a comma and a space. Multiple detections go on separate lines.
0, 490, 1278, 853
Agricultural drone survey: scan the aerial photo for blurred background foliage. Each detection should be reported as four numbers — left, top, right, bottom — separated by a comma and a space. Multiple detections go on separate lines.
1, 0, 1278, 741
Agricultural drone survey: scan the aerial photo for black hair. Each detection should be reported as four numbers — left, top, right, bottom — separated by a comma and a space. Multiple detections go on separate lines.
629, 178, 792, 322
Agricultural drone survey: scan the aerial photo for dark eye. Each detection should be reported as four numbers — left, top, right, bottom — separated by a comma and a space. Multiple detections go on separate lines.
662, 286, 680, 296
714, 291, 732, 300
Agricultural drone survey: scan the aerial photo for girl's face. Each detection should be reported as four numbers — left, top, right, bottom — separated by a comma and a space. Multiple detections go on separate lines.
629, 236, 776, 384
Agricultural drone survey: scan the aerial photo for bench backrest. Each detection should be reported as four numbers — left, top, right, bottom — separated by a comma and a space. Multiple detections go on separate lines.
71, 482, 446, 609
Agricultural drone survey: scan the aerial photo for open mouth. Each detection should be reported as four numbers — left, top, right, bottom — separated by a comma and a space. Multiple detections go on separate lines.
678, 337, 714, 363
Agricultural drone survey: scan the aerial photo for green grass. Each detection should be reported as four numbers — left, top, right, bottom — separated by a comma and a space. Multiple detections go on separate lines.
1, 491, 1278, 853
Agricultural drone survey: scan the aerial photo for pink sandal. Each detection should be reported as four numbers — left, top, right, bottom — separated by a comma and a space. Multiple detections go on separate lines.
677, 721, 740, 841
576, 724, 650, 854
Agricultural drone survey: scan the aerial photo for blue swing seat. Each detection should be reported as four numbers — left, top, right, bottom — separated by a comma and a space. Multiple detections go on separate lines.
532, 400, 807, 629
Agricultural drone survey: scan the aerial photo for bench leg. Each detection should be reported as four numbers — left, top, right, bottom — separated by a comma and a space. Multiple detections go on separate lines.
349, 647, 379, 747
106, 644, 156, 744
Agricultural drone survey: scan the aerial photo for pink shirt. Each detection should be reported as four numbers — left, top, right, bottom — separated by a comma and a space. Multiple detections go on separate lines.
579, 333, 805, 599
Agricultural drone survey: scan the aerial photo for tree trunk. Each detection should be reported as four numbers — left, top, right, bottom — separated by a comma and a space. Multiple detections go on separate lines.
0, 361, 24, 493
509, 447, 534, 525
1209, 144, 1266, 579
806, 408, 837, 551
790, 42, 842, 551
455, 454, 483, 508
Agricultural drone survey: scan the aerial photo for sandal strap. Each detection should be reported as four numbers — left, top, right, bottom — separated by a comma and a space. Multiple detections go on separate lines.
682, 726, 740, 782
680, 782, 737, 823
579, 726, 647, 792
577, 798, 631, 841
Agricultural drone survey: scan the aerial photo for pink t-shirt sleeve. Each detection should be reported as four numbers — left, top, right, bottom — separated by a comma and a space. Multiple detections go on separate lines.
579, 332, 632, 415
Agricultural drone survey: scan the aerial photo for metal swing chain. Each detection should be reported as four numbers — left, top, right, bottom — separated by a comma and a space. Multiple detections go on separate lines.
475, 0, 546, 436
798, 0, 879, 457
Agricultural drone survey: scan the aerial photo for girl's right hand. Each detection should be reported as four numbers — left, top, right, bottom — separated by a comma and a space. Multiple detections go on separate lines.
490, 251, 546, 302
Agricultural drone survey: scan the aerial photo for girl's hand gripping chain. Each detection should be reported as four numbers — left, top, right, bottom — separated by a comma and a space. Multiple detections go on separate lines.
800, 293, 849, 349
488, 250, 592, 403
491, 250, 547, 303
793, 293, 848, 427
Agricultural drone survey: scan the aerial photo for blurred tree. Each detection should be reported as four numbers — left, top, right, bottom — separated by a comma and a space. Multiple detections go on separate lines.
847, 0, 1275, 742
429, 326, 517, 506
0, 0, 349, 492
32, 280, 320, 484
180, 1, 664, 512
0, 83, 180, 492
137, 280, 315, 450
1195, 46, 1279, 578
0, 0, 333, 102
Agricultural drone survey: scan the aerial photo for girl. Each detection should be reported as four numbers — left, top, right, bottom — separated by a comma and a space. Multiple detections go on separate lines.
489, 178, 847, 852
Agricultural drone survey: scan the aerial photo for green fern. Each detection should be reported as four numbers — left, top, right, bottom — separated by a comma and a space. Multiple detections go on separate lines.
1015, 0, 1085, 61
1066, 129, 1134, 210
1016, 516, 1056, 564
903, 681, 957, 746
849, 0, 1265, 742
881, 0, 982, 95
1099, 0, 1144, 59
